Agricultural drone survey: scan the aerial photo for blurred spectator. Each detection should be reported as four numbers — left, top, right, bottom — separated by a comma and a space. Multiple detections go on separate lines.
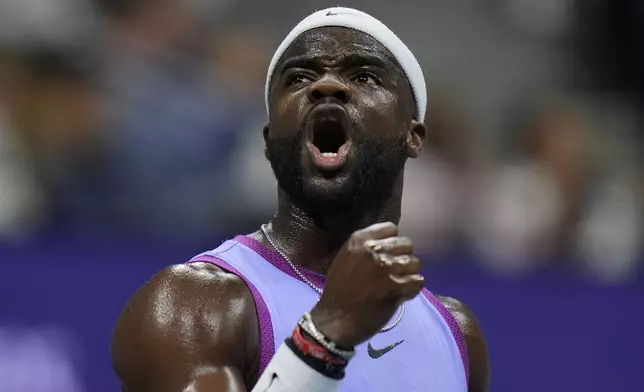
568, 96, 644, 283
576, 172, 643, 283
0, 0, 97, 51
0, 3, 642, 389
216, 24, 277, 233
494, 0, 573, 42
0, 0, 639, 274
207, 24, 271, 104
0, 50, 49, 240
9, 50, 102, 227
89, 0, 253, 240
401, 91, 477, 256
466, 97, 592, 274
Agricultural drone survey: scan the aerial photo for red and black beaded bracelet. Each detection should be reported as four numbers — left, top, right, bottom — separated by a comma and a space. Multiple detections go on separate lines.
285, 324, 348, 380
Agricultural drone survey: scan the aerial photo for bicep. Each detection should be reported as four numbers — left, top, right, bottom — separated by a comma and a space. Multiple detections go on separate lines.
113, 330, 247, 392
112, 264, 258, 392
180, 367, 247, 392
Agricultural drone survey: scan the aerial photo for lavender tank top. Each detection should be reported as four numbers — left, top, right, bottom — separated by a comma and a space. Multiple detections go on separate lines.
190, 236, 469, 392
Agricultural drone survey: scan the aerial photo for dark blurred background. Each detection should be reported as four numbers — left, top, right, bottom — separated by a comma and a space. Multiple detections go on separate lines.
0, 1, 642, 391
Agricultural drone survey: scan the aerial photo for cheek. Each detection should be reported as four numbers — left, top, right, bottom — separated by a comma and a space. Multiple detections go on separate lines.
272, 91, 307, 135
358, 89, 398, 124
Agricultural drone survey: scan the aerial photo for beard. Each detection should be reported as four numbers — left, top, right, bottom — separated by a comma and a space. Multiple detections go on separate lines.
265, 125, 407, 215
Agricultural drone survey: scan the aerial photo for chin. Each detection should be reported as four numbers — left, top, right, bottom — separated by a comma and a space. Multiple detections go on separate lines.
299, 174, 360, 206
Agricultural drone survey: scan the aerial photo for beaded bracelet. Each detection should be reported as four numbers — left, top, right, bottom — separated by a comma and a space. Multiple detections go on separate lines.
298, 312, 356, 361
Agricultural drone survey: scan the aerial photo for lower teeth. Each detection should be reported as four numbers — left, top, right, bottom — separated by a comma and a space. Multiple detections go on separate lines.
321, 152, 338, 157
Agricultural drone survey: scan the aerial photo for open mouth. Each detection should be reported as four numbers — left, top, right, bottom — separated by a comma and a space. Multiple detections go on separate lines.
312, 120, 348, 155
306, 105, 351, 171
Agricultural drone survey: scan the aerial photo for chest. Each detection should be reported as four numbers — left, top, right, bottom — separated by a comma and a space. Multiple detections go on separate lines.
255, 274, 467, 392
203, 241, 468, 392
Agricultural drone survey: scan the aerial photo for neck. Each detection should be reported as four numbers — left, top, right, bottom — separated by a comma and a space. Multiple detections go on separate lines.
265, 177, 403, 275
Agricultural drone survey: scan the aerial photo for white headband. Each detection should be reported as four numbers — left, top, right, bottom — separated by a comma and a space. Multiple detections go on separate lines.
265, 7, 427, 122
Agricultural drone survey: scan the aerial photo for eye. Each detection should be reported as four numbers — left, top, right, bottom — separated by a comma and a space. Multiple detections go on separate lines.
287, 73, 312, 87
352, 72, 380, 85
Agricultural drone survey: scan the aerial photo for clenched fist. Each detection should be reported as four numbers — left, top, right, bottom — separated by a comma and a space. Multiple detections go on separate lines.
310, 222, 424, 348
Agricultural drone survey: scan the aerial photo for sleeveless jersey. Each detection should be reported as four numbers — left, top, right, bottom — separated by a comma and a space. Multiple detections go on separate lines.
190, 236, 469, 392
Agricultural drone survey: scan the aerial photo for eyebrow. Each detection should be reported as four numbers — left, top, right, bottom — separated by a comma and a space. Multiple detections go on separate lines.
279, 53, 394, 74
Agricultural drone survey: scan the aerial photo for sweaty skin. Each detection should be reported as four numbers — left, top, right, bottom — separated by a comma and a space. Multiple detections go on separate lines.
111, 27, 490, 392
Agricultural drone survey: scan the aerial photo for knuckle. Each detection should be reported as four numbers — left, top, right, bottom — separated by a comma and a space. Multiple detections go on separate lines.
393, 255, 409, 264
376, 254, 392, 267
363, 238, 379, 247
351, 229, 367, 240
350, 230, 371, 244
362, 239, 381, 254
355, 222, 397, 241
382, 221, 397, 230
375, 221, 397, 235
387, 236, 410, 246
399, 237, 414, 249
351, 241, 368, 254
397, 255, 414, 265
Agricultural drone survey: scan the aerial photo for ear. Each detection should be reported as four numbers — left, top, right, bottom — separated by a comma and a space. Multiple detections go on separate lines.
406, 119, 426, 158
263, 124, 270, 159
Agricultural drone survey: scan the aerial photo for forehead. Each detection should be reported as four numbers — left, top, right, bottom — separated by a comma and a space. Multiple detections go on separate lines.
277, 27, 399, 71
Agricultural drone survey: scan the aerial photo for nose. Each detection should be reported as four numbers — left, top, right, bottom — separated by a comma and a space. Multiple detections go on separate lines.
307, 76, 352, 104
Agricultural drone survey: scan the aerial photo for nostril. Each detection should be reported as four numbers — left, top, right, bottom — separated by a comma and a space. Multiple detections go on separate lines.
334, 90, 348, 102
311, 89, 324, 101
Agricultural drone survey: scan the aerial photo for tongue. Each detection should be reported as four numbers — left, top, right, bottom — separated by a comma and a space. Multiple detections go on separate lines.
312, 145, 341, 161
310, 143, 350, 171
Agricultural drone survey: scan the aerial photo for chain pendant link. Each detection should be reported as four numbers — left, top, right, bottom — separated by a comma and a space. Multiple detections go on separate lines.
261, 224, 405, 334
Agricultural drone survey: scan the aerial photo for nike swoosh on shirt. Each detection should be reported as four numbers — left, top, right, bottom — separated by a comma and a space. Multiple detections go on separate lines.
367, 340, 404, 359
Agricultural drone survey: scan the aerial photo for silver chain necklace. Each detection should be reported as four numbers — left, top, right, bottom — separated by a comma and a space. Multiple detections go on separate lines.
261, 223, 405, 334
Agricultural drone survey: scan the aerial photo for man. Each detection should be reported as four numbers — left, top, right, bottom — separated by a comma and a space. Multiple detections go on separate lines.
111, 7, 490, 392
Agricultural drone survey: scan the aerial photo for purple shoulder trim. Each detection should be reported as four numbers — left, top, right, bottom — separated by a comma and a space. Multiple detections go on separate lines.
421, 288, 470, 383
189, 255, 275, 376
234, 235, 327, 289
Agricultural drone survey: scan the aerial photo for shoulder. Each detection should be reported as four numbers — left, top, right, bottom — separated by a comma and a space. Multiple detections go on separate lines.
111, 262, 259, 389
143, 262, 255, 306
436, 295, 490, 392
435, 295, 481, 343
114, 263, 257, 333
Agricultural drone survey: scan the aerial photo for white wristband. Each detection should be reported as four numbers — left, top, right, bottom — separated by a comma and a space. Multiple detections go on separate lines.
252, 342, 343, 392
